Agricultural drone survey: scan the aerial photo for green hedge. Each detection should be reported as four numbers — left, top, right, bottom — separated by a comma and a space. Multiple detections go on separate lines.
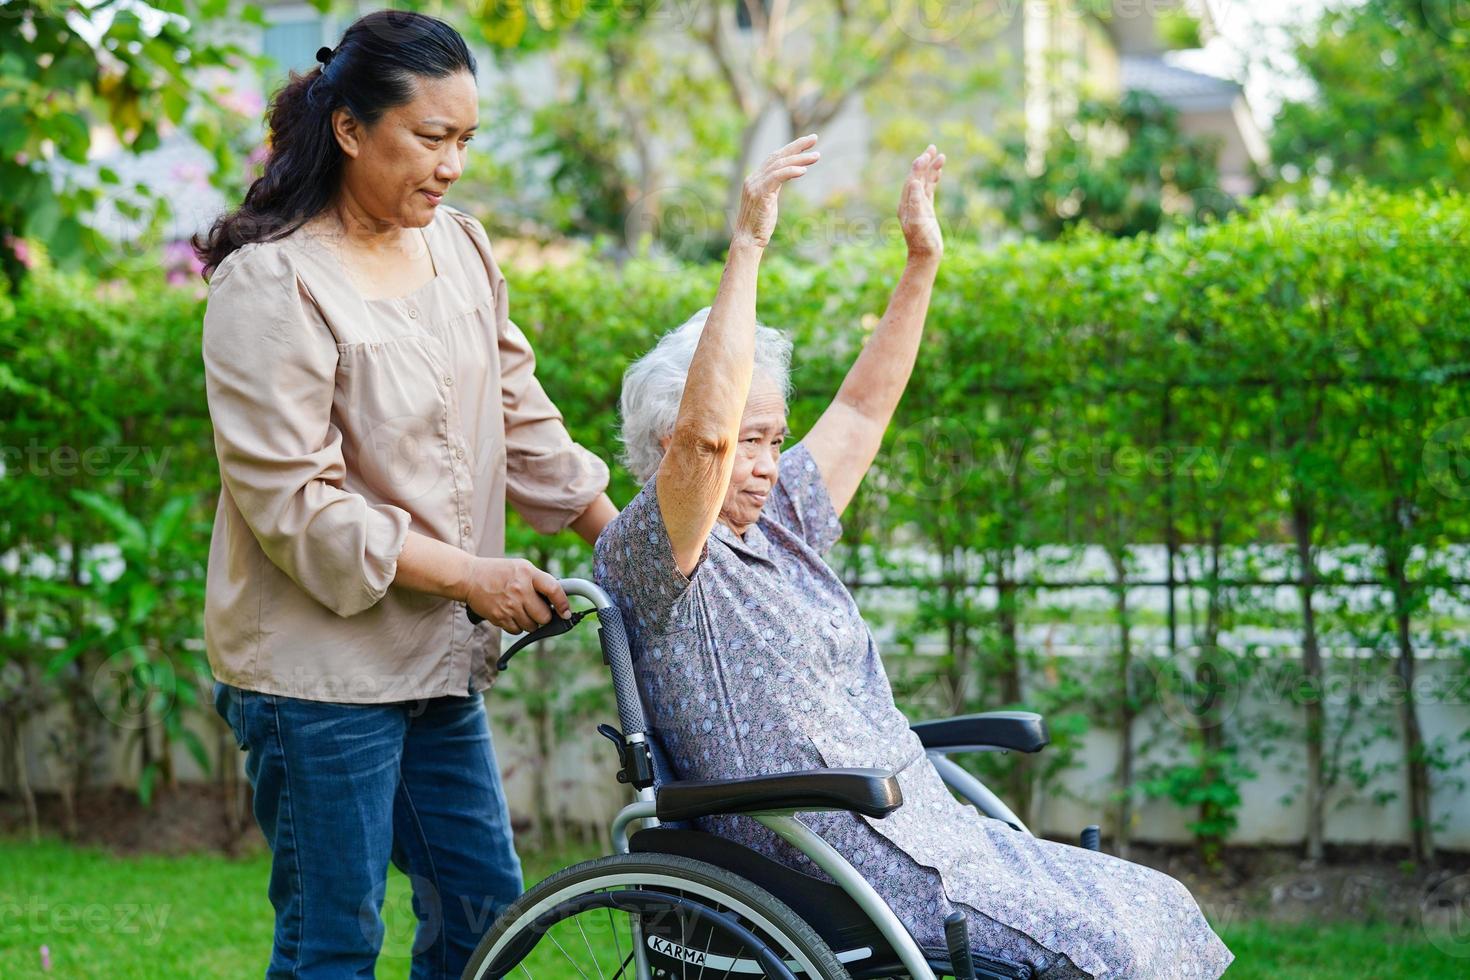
2, 187, 1468, 861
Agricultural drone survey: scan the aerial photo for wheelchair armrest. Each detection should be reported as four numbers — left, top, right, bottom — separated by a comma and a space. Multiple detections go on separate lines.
654, 768, 902, 823
911, 710, 1050, 754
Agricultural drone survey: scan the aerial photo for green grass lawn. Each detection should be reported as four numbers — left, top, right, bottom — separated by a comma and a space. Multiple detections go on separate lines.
0, 837, 1464, 978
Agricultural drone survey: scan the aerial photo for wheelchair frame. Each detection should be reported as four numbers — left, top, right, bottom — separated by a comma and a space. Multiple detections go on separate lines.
469, 578, 1093, 980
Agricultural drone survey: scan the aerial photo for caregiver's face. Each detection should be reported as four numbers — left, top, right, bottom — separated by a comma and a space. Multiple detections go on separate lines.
720, 372, 787, 533
333, 70, 479, 227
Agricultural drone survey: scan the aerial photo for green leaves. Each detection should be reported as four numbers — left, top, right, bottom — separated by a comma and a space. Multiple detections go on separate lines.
3, 185, 1467, 834
72, 489, 148, 553
1270, 0, 1470, 192
1, 0, 259, 291
2, 261, 214, 809
983, 90, 1233, 240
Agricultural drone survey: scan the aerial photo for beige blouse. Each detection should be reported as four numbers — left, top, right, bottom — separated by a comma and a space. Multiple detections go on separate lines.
201, 203, 609, 703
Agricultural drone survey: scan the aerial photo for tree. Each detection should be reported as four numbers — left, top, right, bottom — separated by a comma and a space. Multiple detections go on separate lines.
469, 0, 1002, 257
693, 0, 992, 238
982, 90, 1228, 239
1269, 0, 1470, 191
435, 0, 743, 258
0, 0, 269, 290
515, 23, 740, 258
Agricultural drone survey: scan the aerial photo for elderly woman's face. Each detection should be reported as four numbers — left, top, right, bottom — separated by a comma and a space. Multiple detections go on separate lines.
335, 70, 479, 226
720, 372, 788, 532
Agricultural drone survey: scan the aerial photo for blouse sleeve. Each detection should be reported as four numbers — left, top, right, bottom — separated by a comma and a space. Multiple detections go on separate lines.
450, 207, 610, 534
202, 244, 412, 618
764, 440, 843, 555
593, 475, 708, 639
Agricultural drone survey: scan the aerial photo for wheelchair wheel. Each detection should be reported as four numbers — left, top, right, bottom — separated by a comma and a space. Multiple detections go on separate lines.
463, 851, 853, 979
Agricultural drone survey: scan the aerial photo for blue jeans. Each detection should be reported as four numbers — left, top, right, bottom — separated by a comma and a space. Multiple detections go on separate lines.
213, 681, 524, 979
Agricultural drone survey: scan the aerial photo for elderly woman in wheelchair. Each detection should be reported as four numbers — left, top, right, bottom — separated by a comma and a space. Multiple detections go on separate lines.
461, 137, 1234, 979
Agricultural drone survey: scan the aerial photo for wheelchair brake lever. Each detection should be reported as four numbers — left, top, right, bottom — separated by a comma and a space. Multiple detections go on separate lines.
946, 911, 1034, 980
489, 597, 588, 671
597, 724, 630, 771
945, 911, 976, 980
497, 615, 582, 670
596, 723, 655, 787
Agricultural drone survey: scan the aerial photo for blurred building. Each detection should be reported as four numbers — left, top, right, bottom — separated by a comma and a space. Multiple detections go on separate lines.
1022, 0, 1268, 196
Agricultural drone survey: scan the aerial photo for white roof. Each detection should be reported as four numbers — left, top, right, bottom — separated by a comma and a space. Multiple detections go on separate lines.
1121, 54, 1241, 112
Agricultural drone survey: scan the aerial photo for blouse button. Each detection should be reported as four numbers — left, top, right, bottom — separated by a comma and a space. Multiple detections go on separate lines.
408, 308, 419, 319
455, 447, 465, 460
443, 376, 454, 387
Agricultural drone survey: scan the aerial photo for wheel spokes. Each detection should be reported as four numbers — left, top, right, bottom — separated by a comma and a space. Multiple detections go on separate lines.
496, 881, 811, 980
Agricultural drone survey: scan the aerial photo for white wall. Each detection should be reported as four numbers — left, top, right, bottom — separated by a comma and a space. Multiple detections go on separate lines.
16, 651, 1467, 850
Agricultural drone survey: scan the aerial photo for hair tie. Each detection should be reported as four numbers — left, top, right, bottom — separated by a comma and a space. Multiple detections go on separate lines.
315, 45, 336, 67
307, 54, 337, 109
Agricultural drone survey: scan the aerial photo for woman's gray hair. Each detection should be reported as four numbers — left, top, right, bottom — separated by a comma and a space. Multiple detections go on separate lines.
619, 306, 793, 484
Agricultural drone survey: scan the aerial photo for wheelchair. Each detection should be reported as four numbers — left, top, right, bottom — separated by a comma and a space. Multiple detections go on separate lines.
462, 578, 1103, 980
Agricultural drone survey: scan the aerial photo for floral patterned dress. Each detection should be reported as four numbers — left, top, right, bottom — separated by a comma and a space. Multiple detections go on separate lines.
593, 441, 1235, 978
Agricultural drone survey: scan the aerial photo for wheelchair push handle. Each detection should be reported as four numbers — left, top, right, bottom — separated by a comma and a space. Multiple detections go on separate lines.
465, 597, 555, 629
464, 578, 649, 739
472, 594, 584, 668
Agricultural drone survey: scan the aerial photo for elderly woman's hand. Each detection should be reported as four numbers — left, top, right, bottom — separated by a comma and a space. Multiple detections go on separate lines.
899, 144, 945, 260
732, 133, 821, 250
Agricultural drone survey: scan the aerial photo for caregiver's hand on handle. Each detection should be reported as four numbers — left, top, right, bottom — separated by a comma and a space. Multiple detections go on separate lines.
390, 531, 567, 632
463, 557, 570, 633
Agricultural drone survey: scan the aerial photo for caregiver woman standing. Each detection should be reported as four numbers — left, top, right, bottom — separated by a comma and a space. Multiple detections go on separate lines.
191, 11, 616, 979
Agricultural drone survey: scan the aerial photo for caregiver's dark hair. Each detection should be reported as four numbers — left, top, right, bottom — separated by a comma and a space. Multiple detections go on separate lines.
192, 10, 477, 280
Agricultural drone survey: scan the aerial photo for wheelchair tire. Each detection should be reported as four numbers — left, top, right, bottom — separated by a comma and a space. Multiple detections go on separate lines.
463, 851, 854, 979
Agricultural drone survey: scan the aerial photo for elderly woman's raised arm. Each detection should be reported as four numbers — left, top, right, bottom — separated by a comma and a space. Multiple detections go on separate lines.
805, 146, 945, 517
658, 135, 821, 575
